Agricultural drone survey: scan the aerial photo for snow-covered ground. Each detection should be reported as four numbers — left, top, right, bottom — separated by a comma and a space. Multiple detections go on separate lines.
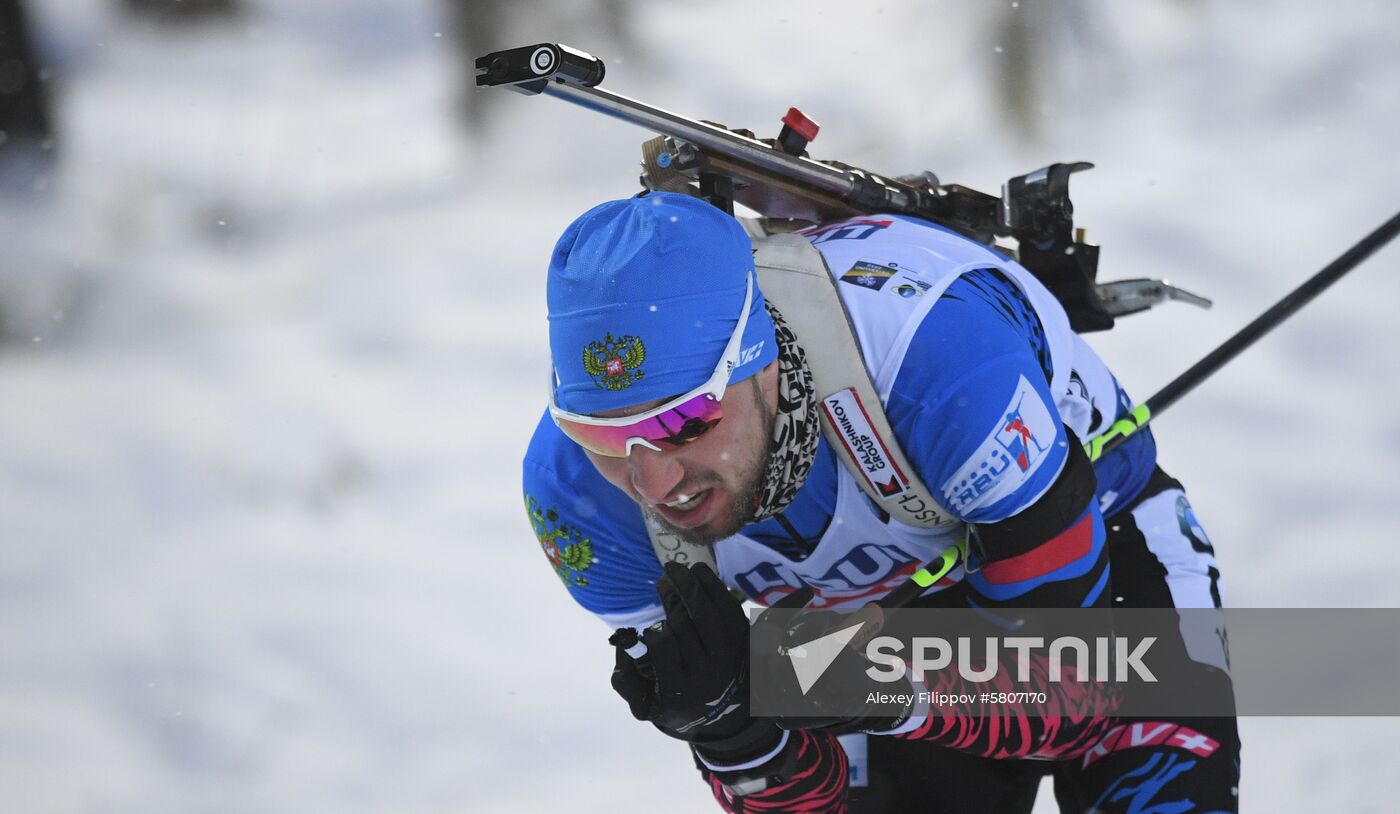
2, 1, 1397, 811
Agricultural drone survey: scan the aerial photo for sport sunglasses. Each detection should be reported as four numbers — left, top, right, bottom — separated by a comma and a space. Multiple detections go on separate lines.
549, 273, 754, 458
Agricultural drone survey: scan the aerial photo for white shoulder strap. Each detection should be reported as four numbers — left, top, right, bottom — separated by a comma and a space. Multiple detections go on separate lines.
752, 234, 956, 529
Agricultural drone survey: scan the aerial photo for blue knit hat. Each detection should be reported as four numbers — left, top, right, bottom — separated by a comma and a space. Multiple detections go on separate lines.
548, 192, 778, 414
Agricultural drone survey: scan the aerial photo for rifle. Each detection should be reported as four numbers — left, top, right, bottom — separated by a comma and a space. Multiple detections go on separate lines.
476, 42, 1400, 606
474, 42, 1211, 334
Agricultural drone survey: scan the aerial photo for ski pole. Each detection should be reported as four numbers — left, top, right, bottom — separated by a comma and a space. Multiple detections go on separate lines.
1084, 209, 1400, 462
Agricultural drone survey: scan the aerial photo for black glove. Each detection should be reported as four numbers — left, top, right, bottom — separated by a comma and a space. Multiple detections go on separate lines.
762, 604, 917, 736
610, 562, 782, 764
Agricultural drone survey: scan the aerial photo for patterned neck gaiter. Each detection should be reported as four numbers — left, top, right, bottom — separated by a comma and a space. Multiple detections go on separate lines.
750, 302, 821, 523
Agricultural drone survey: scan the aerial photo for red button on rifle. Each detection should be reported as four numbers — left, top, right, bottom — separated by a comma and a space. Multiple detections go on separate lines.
777, 107, 820, 155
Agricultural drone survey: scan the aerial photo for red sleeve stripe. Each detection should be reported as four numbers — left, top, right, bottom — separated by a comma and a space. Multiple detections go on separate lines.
978, 510, 1095, 585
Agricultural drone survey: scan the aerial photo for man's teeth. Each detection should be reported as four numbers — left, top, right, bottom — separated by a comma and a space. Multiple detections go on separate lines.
665, 492, 701, 510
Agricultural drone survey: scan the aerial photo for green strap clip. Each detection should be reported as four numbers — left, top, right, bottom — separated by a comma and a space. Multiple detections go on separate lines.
1084, 403, 1152, 462
910, 536, 968, 588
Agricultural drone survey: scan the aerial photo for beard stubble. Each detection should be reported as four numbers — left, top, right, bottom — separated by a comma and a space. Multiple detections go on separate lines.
646, 376, 775, 547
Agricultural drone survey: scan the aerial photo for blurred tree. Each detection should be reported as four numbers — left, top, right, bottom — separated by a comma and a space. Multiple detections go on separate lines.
446, 0, 507, 133
988, 0, 1101, 142
994, 0, 1040, 137
0, 0, 52, 156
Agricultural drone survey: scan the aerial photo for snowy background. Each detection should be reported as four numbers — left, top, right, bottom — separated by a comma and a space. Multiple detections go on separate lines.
2, 0, 1398, 811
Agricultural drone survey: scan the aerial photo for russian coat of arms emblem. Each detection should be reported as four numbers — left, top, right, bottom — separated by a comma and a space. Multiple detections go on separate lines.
582, 333, 646, 390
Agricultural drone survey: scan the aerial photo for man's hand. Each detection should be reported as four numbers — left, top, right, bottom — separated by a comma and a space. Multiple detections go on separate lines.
763, 604, 917, 736
610, 562, 782, 763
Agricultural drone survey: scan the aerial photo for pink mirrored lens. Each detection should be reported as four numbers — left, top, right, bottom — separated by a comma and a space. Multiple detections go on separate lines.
556, 394, 725, 457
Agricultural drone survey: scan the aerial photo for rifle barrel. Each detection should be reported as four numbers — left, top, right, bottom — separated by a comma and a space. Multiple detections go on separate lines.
543, 82, 859, 200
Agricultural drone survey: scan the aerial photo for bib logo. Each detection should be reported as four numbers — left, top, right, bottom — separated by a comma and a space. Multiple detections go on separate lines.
733, 544, 924, 607
941, 375, 1057, 513
799, 218, 894, 245
889, 274, 932, 299
840, 260, 897, 291
821, 389, 910, 501
583, 333, 646, 391
839, 261, 932, 299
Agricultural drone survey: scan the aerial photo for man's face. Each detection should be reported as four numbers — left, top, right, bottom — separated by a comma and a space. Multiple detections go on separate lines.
582, 360, 779, 547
